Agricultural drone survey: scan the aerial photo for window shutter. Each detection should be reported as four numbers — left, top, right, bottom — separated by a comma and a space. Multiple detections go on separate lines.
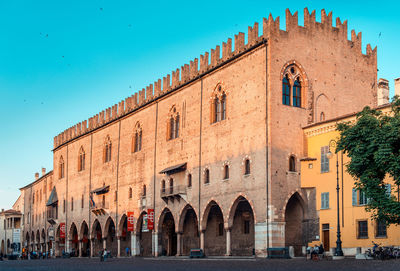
352, 189, 357, 206
326, 192, 329, 209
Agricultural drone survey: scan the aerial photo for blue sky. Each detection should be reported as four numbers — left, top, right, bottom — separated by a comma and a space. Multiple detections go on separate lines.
0, 0, 399, 209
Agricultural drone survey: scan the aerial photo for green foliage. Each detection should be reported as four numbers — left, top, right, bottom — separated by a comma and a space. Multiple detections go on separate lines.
336, 97, 400, 224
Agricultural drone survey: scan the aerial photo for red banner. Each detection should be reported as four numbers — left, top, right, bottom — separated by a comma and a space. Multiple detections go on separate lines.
147, 209, 154, 230
127, 211, 135, 232
60, 222, 66, 239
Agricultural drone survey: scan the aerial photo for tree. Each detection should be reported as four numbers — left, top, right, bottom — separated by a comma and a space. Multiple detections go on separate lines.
336, 97, 400, 224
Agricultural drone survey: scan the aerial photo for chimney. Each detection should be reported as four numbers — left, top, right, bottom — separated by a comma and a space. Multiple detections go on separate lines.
35, 172, 39, 180
395, 78, 400, 97
377, 78, 389, 106
41, 167, 46, 176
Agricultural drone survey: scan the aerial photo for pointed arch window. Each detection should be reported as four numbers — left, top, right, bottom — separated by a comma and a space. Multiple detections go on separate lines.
142, 184, 147, 197
59, 156, 65, 179
244, 159, 251, 175
221, 93, 226, 120
167, 107, 180, 140
223, 165, 229, 180
128, 187, 132, 199
282, 75, 290, 105
133, 123, 142, 152
78, 147, 85, 172
293, 78, 301, 107
104, 136, 112, 163
211, 85, 227, 123
204, 169, 210, 184
289, 155, 296, 172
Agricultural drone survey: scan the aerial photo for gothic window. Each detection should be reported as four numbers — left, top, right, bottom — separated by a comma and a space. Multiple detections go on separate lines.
143, 184, 147, 197
167, 106, 180, 140
281, 63, 306, 108
223, 165, 229, 180
133, 122, 142, 152
293, 79, 301, 107
289, 155, 296, 172
204, 169, 210, 184
129, 187, 132, 199
169, 178, 174, 194
59, 156, 65, 179
104, 136, 112, 163
78, 146, 85, 172
187, 174, 192, 188
71, 197, 74, 211
211, 85, 227, 123
282, 75, 290, 105
244, 159, 251, 175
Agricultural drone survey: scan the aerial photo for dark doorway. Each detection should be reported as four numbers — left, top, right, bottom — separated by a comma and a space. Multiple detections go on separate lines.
161, 210, 176, 256
285, 193, 304, 256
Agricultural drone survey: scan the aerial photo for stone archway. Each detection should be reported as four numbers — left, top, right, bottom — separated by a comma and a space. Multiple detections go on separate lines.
203, 201, 225, 256
228, 196, 255, 256
137, 211, 152, 256
55, 225, 61, 256
80, 221, 90, 257
159, 208, 177, 256
285, 192, 306, 256
25, 232, 30, 252
69, 223, 79, 256
31, 231, 35, 251
36, 230, 40, 251
41, 229, 46, 253
91, 219, 103, 257
178, 205, 199, 256
104, 217, 117, 257
118, 215, 131, 257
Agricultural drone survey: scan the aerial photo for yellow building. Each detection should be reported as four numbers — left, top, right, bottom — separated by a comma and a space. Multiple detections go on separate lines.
301, 104, 400, 255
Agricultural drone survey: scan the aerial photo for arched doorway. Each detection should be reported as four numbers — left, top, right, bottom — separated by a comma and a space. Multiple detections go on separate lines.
137, 211, 152, 256
41, 229, 46, 253
285, 192, 305, 256
104, 217, 117, 257
25, 232, 30, 253
36, 230, 40, 251
31, 231, 35, 251
118, 215, 131, 257
229, 196, 255, 256
80, 221, 90, 257
69, 223, 79, 256
203, 201, 225, 256
91, 220, 103, 257
179, 205, 199, 256
159, 208, 176, 256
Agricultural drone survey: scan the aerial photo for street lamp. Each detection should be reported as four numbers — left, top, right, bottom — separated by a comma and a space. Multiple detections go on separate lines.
326, 139, 344, 257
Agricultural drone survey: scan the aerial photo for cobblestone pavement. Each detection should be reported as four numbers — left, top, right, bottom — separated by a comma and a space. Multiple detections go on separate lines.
1, 257, 399, 271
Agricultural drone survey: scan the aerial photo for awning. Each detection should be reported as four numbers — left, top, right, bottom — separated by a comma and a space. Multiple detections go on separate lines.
46, 187, 58, 206
159, 163, 187, 175
91, 185, 110, 195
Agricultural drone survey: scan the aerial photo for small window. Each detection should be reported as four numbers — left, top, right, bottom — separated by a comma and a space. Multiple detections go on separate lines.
71, 197, 74, 211
218, 222, 224, 236
244, 220, 250, 234
129, 187, 132, 199
320, 146, 329, 173
143, 184, 146, 197
78, 147, 85, 171
244, 159, 251, 175
292, 78, 301, 107
358, 220, 368, 238
187, 174, 192, 188
59, 156, 65, 179
63, 199, 66, 213
214, 97, 221, 123
104, 136, 112, 163
223, 165, 229, 180
134, 129, 142, 152
376, 220, 387, 238
169, 179, 174, 194
221, 94, 226, 120
289, 156, 296, 172
161, 180, 166, 194
204, 169, 210, 184
321, 192, 329, 209
320, 112, 325, 121
81, 195, 84, 208
359, 190, 367, 205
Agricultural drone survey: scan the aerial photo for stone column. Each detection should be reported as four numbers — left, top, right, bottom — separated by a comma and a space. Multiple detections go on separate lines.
117, 237, 121, 258
152, 232, 159, 257
176, 233, 182, 256
103, 238, 106, 250
131, 232, 137, 256
79, 241, 82, 257
90, 239, 94, 257
66, 239, 70, 253
200, 231, 205, 250
225, 229, 231, 256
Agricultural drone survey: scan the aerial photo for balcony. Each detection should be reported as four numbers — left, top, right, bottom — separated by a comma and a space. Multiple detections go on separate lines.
91, 201, 109, 216
161, 185, 187, 203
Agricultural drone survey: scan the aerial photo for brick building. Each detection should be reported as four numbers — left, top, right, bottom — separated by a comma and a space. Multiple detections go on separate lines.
20, 8, 378, 257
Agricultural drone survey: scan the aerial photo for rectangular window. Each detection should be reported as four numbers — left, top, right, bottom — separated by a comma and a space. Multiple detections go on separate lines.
385, 184, 391, 198
321, 192, 329, 209
376, 220, 387, 237
352, 189, 357, 206
244, 220, 250, 234
320, 146, 329, 173
357, 220, 368, 238
359, 190, 367, 205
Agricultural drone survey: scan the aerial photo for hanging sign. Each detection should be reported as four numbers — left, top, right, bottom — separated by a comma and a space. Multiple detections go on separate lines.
127, 211, 135, 232
142, 214, 148, 232
60, 222, 66, 239
147, 209, 154, 230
